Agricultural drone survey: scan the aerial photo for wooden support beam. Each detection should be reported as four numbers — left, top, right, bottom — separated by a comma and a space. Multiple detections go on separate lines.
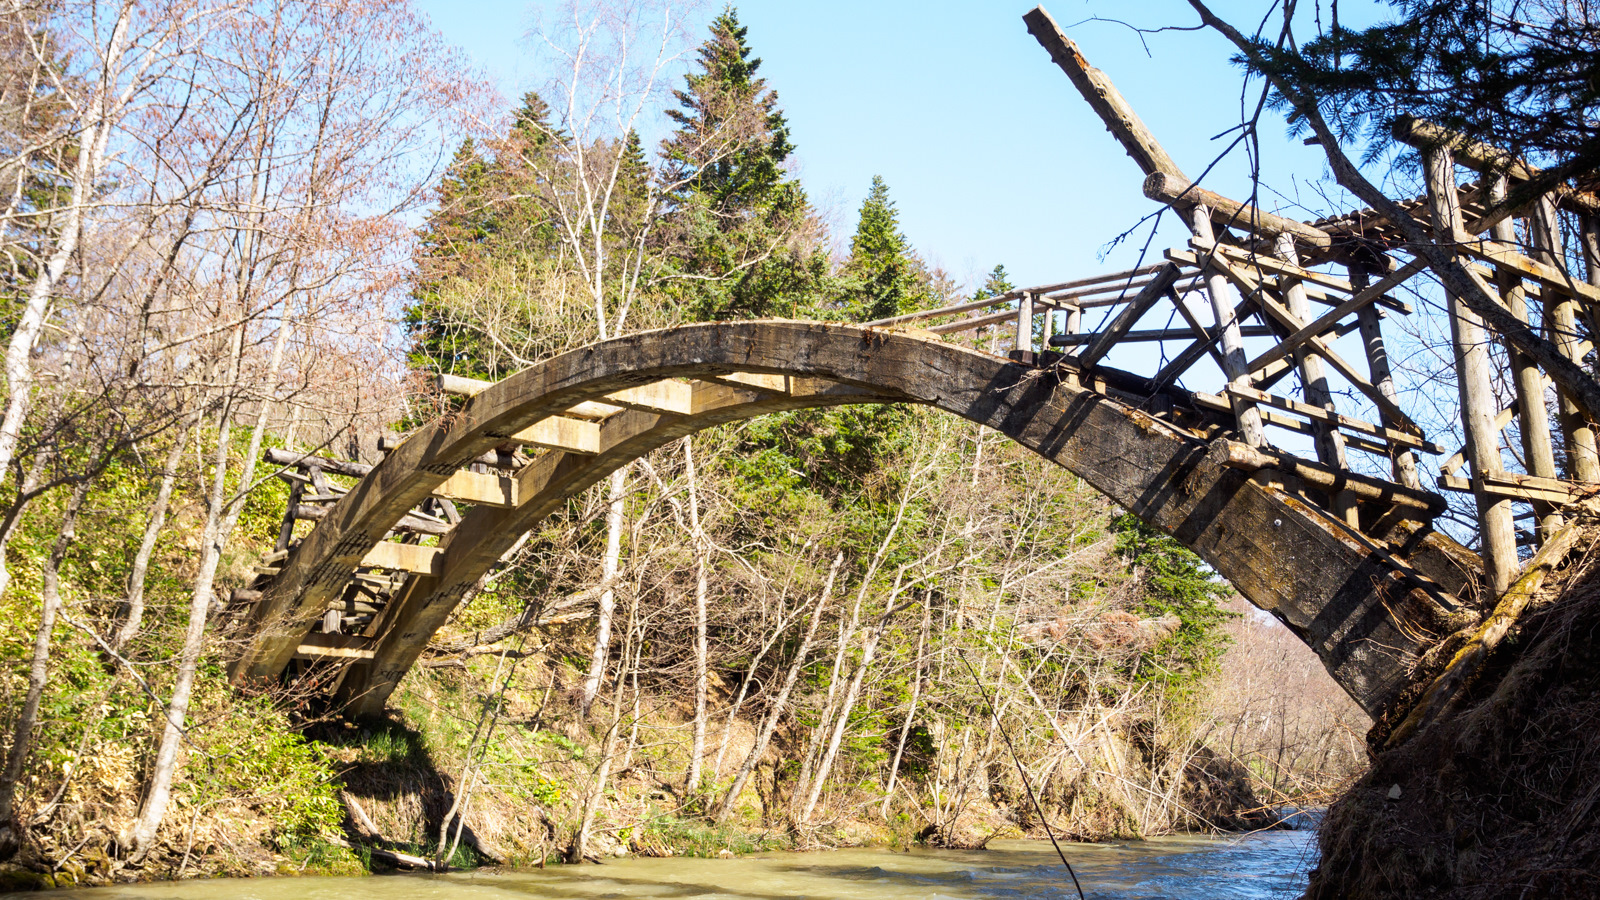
1209, 242, 1415, 314
1217, 440, 1446, 516
432, 469, 517, 508
1349, 267, 1424, 491
1076, 263, 1181, 367
1491, 176, 1563, 541
1425, 142, 1518, 594
1246, 258, 1426, 375
1437, 473, 1578, 506
1456, 236, 1600, 307
292, 502, 451, 536
294, 633, 376, 661
1441, 407, 1518, 477
1530, 197, 1600, 484
1145, 172, 1334, 250
360, 542, 444, 576
1273, 232, 1353, 520
1187, 209, 1265, 445
1016, 290, 1035, 353
1392, 115, 1600, 217
1217, 385, 1445, 453
1023, 6, 1186, 178
1210, 253, 1428, 438
509, 416, 602, 454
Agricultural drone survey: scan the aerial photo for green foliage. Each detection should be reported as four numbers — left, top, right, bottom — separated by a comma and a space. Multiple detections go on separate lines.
842, 176, 928, 322
1245, 2, 1598, 166
1110, 512, 1233, 695
637, 815, 783, 857
657, 7, 830, 321
184, 690, 345, 842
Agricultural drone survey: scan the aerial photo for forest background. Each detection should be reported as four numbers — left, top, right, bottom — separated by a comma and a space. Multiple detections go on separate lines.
0, 0, 1368, 885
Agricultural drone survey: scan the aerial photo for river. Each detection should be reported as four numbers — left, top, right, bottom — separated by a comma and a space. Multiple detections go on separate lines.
19, 829, 1318, 900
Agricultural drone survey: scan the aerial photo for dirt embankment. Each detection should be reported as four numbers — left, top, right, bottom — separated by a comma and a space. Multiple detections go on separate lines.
1307, 529, 1600, 899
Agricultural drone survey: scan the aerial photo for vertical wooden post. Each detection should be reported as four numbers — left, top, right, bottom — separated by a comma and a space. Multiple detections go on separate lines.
1349, 267, 1422, 490
1016, 291, 1035, 354
1190, 208, 1265, 446
1064, 304, 1082, 355
1490, 177, 1562, 542
1530, 197, 1600, 483
1424, 145, 1517, 594
1273, 233, 1354, 519
1041, 304, 1057, 350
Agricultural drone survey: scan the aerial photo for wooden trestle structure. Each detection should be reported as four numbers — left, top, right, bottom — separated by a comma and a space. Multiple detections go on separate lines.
227, 7, 1600, 721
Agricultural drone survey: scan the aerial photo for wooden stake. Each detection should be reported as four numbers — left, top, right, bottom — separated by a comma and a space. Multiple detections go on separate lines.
1425, 144, 1518, 594
1016, 291, 1035, 354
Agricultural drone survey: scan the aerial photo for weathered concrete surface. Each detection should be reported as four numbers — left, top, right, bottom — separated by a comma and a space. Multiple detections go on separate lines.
233, 321, 1479, 718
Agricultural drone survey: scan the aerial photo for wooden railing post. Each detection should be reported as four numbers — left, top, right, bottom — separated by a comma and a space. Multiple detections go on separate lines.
1189, 208, 1265, 446
1489, 176, 1563, 542
1016, 291, 1035, 354
1424, 144, 1517, 594
1530, 197, 1600, 483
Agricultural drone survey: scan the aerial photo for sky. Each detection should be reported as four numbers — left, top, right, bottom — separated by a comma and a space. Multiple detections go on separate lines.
413, 0, 1393, 291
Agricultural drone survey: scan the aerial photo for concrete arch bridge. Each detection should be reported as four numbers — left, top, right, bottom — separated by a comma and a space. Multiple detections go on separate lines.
230, 319, 1480, 721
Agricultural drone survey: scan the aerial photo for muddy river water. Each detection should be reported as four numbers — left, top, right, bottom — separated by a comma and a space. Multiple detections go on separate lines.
22, 830, 1317, 900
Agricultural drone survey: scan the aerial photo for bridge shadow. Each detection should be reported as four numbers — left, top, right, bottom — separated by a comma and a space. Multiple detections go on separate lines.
308, 716, 496, 867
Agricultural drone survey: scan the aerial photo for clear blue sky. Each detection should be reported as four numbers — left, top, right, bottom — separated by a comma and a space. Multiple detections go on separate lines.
415, 1, 1392, 291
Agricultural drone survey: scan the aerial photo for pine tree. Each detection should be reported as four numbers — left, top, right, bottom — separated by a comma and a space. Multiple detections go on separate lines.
843, 176, 923, 322
973, 264, 1014, 302
657, 6, 827, 322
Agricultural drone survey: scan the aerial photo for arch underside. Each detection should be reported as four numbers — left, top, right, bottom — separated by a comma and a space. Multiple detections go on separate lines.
231, 321, 1482, 719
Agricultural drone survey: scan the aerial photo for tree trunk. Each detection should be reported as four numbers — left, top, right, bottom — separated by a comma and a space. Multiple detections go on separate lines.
683, 438, 709, 794
880, 592, 931, 818
114, 426, 190, 651
580, 467, 627, 717
0, 477, 90, 854
0, 4, 130, 501
716, 554, 843, 823
797, 595, 897, 828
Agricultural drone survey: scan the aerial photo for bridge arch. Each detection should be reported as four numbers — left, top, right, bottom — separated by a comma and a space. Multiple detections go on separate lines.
232, 321, 1480, 718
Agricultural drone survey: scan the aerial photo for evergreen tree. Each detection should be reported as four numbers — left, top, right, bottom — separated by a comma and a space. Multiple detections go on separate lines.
843, 175, 923, 322
973, 264, 1014, 302
657, 6, 828, 321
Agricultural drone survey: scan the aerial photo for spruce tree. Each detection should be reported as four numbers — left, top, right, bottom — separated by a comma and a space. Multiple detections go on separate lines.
657, 6, 827, 321
843, 175, 922, 322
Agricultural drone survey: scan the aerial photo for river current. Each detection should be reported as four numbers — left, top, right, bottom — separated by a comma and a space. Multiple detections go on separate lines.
22, 829, 1318, 900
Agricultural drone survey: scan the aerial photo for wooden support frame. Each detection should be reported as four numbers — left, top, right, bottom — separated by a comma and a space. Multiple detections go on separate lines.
510, 416, 602, 454
1075, 263, 1181, 367
1245, 258, 1426, 375
1145, 172, 1334, 251
1215, 385, 1445, 453
432, 469, 518, 507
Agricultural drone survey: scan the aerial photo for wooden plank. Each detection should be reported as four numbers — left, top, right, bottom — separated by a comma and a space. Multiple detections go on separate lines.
437, 373, 493, 396
602, 379, 697, 416
1457, 237, 1600, 306
925, 308, 1018, 334
1076, 263, 1181, 367
509, 416, 601, 454
1145, 172, 1333, 249
361, 541, 444, 575
1246, 257, 1427, 375
294, 633, 376, 661
707, 372, 790, 393
1185, 210, 1266, 446
1392, 116, 1600, 217
1051, 324, 1278, 346
1438, 474, 1576, 506
432, 469, 517, 508
1220, 385, 1445, 453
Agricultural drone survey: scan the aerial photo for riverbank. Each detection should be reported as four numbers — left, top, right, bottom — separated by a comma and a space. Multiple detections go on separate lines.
1307, 521, 1600, 898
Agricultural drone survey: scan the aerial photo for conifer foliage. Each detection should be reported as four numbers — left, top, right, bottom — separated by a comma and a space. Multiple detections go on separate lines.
843, 175, 924, 322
